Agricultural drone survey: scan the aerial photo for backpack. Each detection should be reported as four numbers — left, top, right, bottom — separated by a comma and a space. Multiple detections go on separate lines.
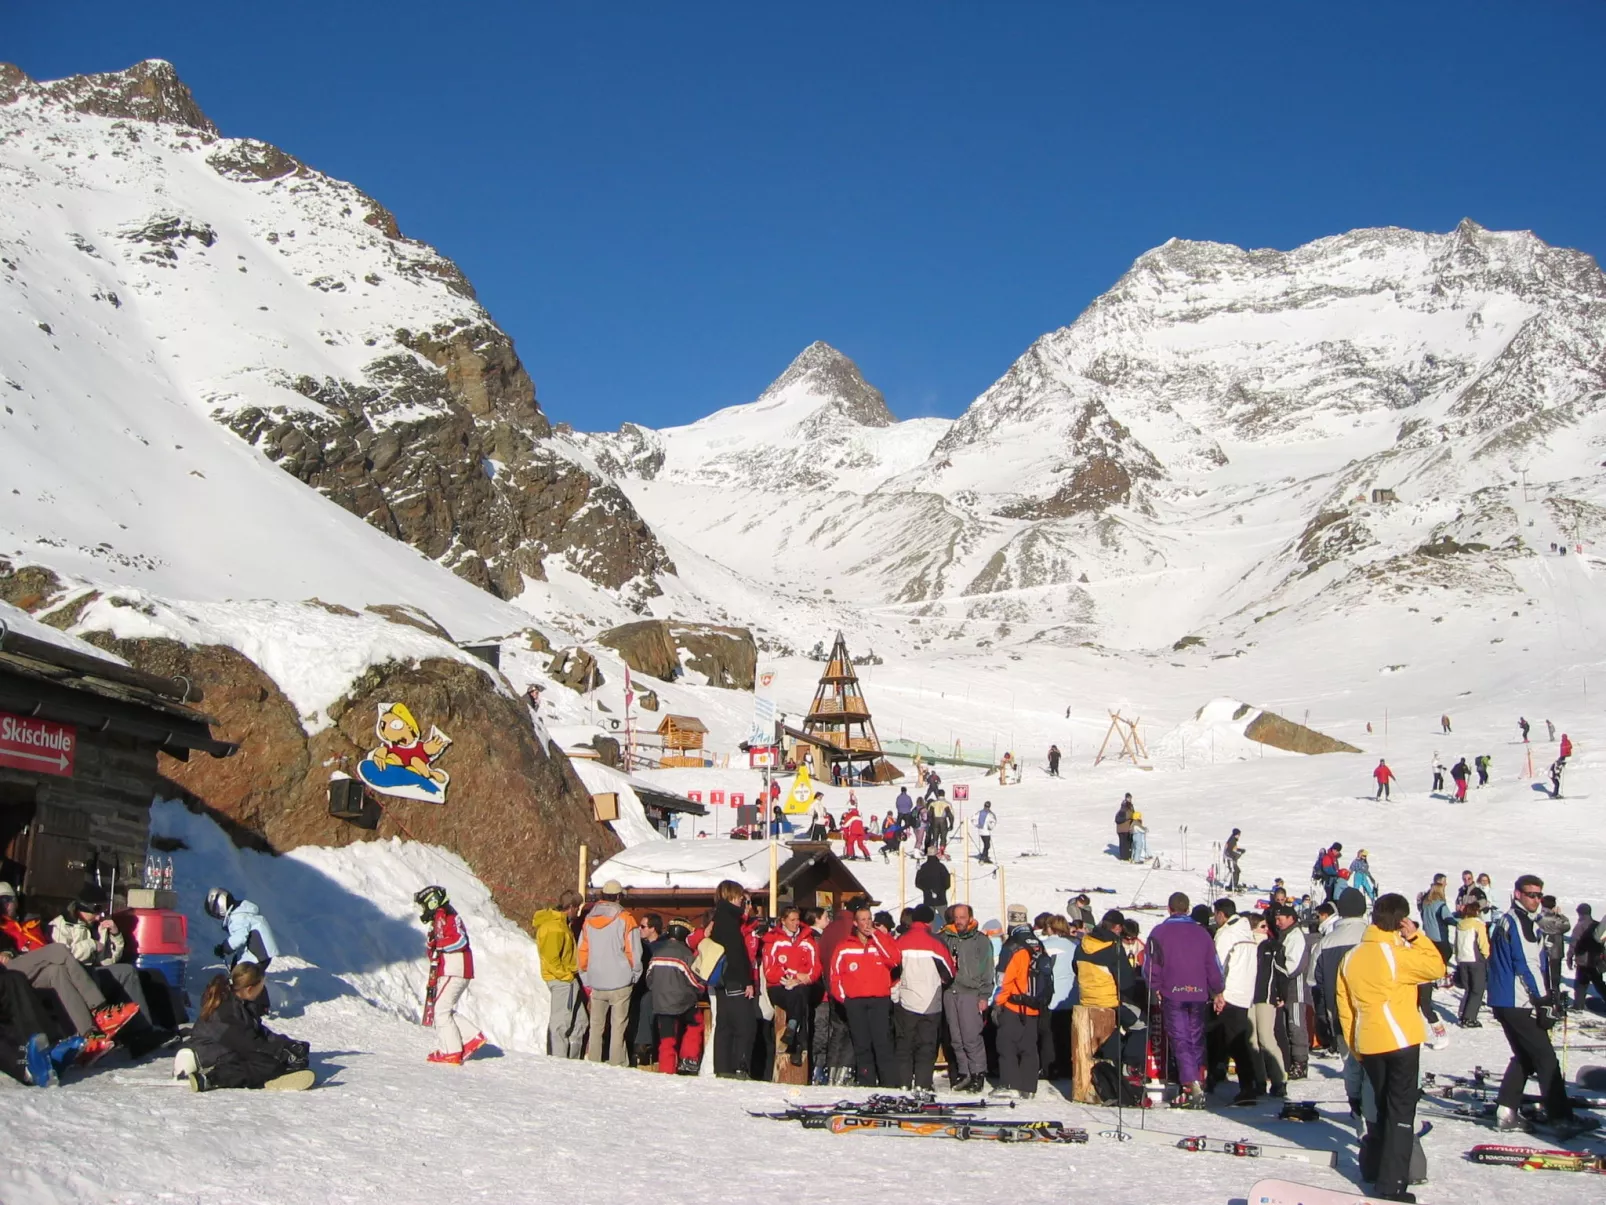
1090, 1059, 1145, 1106
690, 937, 726, 989
1311, 849, 1327, 879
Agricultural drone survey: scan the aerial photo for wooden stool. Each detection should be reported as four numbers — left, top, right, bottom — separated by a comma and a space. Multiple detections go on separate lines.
772, 1004, 810, 1084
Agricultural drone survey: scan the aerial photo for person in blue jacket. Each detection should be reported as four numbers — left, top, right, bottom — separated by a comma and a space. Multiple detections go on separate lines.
1488, 873, 1591, 1139
205, 889, 280, 1015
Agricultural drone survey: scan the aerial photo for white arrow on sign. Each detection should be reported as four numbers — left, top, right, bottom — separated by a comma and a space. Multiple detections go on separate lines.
3, 747, 70, 771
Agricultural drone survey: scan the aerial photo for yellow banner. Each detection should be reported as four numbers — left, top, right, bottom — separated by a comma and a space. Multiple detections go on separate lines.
783, 763, 814, 813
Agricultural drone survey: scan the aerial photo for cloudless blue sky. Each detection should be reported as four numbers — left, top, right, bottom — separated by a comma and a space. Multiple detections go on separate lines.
9, 2, 1606, 428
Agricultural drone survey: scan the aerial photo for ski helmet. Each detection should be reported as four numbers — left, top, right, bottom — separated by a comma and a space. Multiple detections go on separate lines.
414, 885, 448, 922
205, 888, 236, 920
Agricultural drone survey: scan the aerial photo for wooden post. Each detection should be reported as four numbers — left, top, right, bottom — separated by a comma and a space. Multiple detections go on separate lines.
577, 843, 588, 900
899, 848, 907, 912
998, 863, 1007, 927
963, 818, 972, 905
769, 827, 779, 919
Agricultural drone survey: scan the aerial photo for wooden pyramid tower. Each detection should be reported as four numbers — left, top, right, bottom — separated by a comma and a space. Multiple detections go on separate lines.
802, 632, 901, 783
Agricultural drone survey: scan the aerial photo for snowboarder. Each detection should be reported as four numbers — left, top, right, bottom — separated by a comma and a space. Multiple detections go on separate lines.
1441, 713, 1452, 734
1223, 829, 1244, 892
1114, 793, 1136, 861
1372, 759, 1395, 800
1430, 752, 1446, 793
182, 961, 312, 1092
973, 802, 997, 864
1046, 744, 1061, 777
1548, 759, 1564, 799
415, 885, 484, 1066
1518, 717, 1530, 743
1450, 757, 1470, 802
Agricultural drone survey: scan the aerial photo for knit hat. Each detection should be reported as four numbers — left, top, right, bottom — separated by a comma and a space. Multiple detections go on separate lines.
1337, 887, 1367, 918
601, 879, 623, 896
1006, 903, 1028, 925
0, 882, 14, 899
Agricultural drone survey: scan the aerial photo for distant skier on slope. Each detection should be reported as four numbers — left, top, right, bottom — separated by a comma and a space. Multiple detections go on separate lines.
1519, 717, 1530, 743
1474, 753, 1491, 787
1223, 829, 1245, 892
1372, 759, 1395, 800
1546, 719, 1556, 742
1047, 744, 1061, 777
1441, 713, 1452, 733
1559, 732, 1573, 760
1430, 752, 1446, 794
1549, 759, 1565, 799
1450, 757, 1470, 802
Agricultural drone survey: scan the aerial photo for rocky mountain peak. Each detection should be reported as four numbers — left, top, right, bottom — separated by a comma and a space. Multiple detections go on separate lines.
762, 341, 896, 427
0, 59, 217, 135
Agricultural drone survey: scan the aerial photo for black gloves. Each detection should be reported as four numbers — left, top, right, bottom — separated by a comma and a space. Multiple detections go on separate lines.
213, 943, 229, 958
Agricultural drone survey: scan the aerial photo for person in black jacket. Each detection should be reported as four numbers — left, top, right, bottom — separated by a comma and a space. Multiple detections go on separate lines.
915, 854, 951, 910
709, 880, 757, 1079
185, 962, 310, 1091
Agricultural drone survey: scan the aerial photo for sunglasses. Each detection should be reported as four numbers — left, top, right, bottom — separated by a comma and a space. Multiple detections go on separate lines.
1518, 889, 1544, 899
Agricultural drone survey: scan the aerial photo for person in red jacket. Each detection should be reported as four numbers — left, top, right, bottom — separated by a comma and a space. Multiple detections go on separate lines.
840, 804, 870, 862
1373, 759, 1395, 800
416, 885, 484, 1066
1560, 733, 1573, 760
830, 905, 899, 1086
762, 906, 821, 1065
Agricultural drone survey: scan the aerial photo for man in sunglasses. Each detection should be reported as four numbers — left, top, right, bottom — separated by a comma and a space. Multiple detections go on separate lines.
1488, 874, 1596, 1139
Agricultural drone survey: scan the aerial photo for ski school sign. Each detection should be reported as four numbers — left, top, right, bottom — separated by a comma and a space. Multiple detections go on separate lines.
0, 711, 76, 777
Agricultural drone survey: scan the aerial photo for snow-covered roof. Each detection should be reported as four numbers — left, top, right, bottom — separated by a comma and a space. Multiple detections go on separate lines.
590, 839, 777, 891
0, 599, 128, 666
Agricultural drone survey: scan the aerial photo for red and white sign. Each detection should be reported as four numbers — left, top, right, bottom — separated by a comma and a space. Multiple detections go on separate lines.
687, 790, 704, 804
748, 745, 778, 768
730, 792, 745, 808
0, 711, 76, 778
709, 790, 726, 806
952, 784, 970, 802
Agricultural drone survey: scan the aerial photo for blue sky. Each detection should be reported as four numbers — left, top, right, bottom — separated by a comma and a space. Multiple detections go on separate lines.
9, 2, 1605, 429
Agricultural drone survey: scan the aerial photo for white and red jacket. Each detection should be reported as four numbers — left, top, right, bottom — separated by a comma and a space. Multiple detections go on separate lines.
892, 925, 955, 1014
762, 926, 821, 986
841, 809, 865, 842
830, 930, 900, 1001
428, 908, 474, 980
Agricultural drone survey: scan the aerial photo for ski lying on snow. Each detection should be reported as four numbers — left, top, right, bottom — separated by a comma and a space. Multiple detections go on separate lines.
822, 1115, 1087, 1142
749, 1094, 1002, 1119
1468, 1143, 1606, 1172
1247, 1178, 1391, 1205
1106, 1126, 1337, 1167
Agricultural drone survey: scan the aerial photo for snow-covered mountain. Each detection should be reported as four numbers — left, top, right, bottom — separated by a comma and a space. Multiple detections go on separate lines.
585, 222, 1606, 653
0, 59, 670, 636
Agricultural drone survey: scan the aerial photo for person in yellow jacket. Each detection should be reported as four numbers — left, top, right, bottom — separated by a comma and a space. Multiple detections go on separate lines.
531, 890, 587, 1059
1336, 893, 1445, 1204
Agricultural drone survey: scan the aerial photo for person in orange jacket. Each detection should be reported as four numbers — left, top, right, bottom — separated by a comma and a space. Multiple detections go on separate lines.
830, 905, 899, 1085
993, 921, 1050, 1098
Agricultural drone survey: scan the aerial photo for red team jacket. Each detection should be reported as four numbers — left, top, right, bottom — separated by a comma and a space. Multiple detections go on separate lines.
830, 931, 900, 1001
762, 927, 821, 985
428, 908, 474, 980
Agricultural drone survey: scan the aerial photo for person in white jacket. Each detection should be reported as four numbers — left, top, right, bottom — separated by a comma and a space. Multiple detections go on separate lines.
49, 899, 154, 1027
973, 802, 998, 864
1212, 898, 1264, 1103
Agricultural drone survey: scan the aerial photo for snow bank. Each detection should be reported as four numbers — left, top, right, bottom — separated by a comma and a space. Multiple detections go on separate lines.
0, 597, 129, 665
568, 759, 668, 848
590, 838, 778, 891
151, 799, 551, 1052
1150, 697, 1295, 766
77, 594, 503, 733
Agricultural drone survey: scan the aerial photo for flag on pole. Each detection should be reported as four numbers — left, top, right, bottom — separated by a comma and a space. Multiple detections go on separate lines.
624, 666, 634, 711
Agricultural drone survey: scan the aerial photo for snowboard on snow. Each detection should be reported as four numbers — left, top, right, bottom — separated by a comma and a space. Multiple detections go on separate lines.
1247, 1179, 1390, 1204
264, 1069, 316, 1091
1113, 1125, 1337, 1167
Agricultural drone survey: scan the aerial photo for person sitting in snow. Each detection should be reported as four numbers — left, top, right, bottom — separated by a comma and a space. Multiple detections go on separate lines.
416, 885, 485, 1066
181, 962, 311, 1091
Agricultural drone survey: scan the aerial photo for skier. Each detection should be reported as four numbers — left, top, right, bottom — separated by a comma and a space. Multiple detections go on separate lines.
1047, 744, 1061, 777
1559, 732, 1573, 760
927, 793, 953, 858
973, 801, 997, 864
1537, 896, 1570, 1001
1488, 874, 1593, 1139
647, 919, 704, 1074
1114, 793, 1136, 861
991, 919, 1047, 1099
1130, 808, 1149, 862
839, 802, 870, 861
1372, 759, 1395, 800
1547, 758, 1564, 800
1314, 843, 1343, 903
761, 906, 819, 1066
1455, 870, 1487, 915
1430, 752, 1445, 793
807, 792, 830, 842
1223, 829, 1245, 892
1212, 899, 1263, 1105
940, 903, 995, 1092
1440, 713, 1452, 734
830, 904, 900, 1087
1568, 904, 1606, 1012
1518, 717, 1530, 743
1454, 901, 1491, 1027
891, 905, 954, 1091
1145, 892, 1223, 1108
182, 962, 312, 1091
205, 889, 279, 971
415, 885, 484, 1066
1450, 757, 1470, 802
1348, 851, 1378, 903
1545, 719, 1556, 742
1474, 753, 1491, 788
531, 890, 586, 1058
894, 785, 914, 817
922, 767, 942, 803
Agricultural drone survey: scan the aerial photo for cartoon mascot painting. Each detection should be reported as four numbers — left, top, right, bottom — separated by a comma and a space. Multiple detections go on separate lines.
356, 702, 453, 803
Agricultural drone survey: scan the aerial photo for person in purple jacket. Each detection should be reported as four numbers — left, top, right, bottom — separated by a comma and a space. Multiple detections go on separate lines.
1145, 891, 1225, 1109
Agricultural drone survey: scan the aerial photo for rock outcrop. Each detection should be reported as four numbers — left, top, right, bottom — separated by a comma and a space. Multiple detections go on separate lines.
85, 634, 620, 920
1241, 708, 1361, 756
596, 619, 681, 682
671, 622, 757, 690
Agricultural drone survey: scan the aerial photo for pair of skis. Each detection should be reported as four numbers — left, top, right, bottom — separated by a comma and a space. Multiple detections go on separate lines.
822, 1114, 1087, 1143
748, 1093, 1002, 1121
1111, 1124, 1337, 1167
1469, 1143, 1606, 1172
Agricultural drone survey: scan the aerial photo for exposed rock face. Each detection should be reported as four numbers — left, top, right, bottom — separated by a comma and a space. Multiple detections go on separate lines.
671, 622, 757, 690
596, 619, 681, 682
0, 59, 216, 134
86, 634, 620, 920
1239, 708, 1361, 756
547, 647, 605, 692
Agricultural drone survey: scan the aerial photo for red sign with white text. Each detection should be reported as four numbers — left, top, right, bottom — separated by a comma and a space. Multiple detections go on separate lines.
0, 711, 76, 777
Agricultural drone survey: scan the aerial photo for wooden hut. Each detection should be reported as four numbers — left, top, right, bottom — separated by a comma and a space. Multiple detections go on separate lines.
800, 632, 901, 783
0, 620, 235, 915
656, 714, 708, 768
